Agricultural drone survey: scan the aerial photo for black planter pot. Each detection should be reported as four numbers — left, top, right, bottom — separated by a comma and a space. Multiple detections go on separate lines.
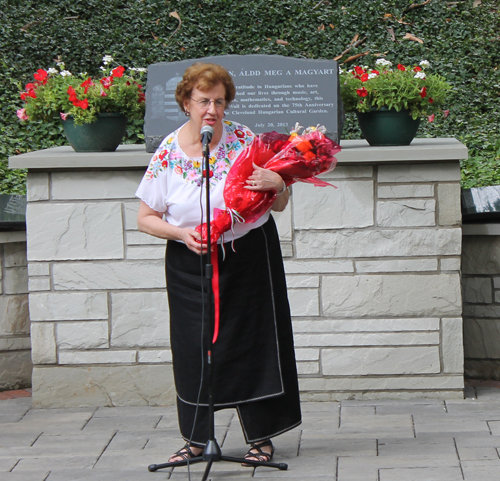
356, 107, 421, 146
61, 113, 128, 152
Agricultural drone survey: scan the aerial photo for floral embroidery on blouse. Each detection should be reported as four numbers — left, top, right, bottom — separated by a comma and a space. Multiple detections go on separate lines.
144, 121, 254, 188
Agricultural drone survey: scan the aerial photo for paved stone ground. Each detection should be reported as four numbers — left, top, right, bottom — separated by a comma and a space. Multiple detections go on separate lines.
2, 383, 500, 480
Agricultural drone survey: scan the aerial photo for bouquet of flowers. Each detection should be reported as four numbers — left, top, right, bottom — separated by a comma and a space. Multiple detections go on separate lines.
17, 55, 146, 125
340, 59, 451, 120
196, 124, 341, 245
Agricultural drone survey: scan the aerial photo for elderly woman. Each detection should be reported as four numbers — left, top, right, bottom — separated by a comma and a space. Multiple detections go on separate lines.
136, 62, 301, 465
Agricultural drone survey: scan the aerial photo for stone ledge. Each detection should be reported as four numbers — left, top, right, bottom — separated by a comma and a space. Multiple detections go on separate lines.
9, 138, 467, 170
0, 232, 26, 244
463, 223, 500, 236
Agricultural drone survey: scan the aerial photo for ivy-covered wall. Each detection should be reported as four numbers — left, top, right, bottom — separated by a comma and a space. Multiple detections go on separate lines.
1, 0, 499, 193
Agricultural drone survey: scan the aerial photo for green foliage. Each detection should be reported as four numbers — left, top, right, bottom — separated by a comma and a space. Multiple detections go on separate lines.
340, 61, 451, 119
1, 0, 499, 193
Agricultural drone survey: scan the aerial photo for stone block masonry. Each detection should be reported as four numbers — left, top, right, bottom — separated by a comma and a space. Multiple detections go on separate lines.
0, 234, 32, 390
9, 138, 467, 407
462, 228, 500, 379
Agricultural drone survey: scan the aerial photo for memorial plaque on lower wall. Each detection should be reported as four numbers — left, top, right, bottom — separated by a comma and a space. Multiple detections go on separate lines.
145, 54, 344, 152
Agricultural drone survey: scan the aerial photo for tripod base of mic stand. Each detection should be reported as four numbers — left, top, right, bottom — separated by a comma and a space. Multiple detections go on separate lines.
148, 439, 288, 477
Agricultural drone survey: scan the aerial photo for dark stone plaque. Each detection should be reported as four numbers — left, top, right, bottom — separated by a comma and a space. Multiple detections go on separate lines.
462, 186, 500, 222
0, 195, 26, 231
144, 54, 344, 152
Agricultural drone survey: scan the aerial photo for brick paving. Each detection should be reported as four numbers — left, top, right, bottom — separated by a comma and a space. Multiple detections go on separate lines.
1, 382, 500, 480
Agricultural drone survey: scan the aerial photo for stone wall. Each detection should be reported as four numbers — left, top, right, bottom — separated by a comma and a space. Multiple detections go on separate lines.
10, 138, 467, 407
0, 232, 31, 390
462, 225, 500, 379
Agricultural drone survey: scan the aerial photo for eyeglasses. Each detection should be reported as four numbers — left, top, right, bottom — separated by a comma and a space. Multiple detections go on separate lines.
190, 97, 226, 109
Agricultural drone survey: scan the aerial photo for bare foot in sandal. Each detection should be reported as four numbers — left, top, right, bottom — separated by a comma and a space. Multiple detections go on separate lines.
242, 439, 275, 466
169, 442, 203, 463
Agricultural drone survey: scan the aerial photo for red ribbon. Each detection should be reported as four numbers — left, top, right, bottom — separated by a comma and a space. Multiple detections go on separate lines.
211, 247, 220, 343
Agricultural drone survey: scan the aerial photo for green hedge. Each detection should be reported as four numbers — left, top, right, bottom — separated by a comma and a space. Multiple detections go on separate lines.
1, 0, 499, 193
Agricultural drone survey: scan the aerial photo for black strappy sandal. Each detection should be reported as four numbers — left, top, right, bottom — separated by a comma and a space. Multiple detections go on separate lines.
168, 443, 202, 463
242, 439, 275, 466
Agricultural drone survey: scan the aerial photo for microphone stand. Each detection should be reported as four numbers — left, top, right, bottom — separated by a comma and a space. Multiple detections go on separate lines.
148, 131, 288, 479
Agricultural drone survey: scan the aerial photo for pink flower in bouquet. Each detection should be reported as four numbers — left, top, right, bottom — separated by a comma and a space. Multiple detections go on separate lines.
60, 112, 69, 121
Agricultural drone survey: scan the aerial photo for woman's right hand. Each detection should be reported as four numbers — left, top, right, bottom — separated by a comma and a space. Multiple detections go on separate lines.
137, 201, 207, 255
179, 228, 208, 255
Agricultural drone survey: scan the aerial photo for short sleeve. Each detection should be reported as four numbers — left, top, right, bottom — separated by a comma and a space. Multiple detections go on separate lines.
135, 134, 174, 214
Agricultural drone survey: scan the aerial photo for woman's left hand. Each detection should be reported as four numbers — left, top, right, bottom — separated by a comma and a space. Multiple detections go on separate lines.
245, 162, 285, 193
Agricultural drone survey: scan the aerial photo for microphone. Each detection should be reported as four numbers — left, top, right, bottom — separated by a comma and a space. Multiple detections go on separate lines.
200, 125, 214, 155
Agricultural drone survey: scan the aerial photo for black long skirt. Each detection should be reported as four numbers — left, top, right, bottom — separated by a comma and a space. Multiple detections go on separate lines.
166, 216, 301, 445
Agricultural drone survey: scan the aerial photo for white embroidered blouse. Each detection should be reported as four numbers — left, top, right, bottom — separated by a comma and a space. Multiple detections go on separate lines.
136, 120, 271, 242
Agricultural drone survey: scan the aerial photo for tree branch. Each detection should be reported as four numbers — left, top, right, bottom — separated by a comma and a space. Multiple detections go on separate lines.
403, 0, 432, 15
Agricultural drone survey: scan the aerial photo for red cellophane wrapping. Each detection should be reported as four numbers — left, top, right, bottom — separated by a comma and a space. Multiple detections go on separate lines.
196, 129, 341, 245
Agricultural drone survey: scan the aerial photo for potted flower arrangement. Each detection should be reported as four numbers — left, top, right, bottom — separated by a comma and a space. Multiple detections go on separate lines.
17, 55, 146, 152
339, 59, 451, 146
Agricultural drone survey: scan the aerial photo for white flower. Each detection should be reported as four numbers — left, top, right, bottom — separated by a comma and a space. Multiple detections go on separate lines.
414, 71, 426, 79
368, 73, 378, 79
137, 67, 147, 73
100, 66, 106, 71
59, 70, 72, 77
47, 68, 58, 74
303, 124, 326, 134
419, 60, 430, 68
102, 55, 114, 65
290, 122, 304, 134
375, 58, 392, 67
57, 61, 65, 68
338, 68, 344, 74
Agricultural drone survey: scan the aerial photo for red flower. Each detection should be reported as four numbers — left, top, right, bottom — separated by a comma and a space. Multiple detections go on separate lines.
73, 99, 89, 109
161, 160, 168, 167
413, 66, 422, 72
429, 98, 434, 103
80, 77, 94, 94
33, 69, 48, 83
25, 83, 36, 91
112, 66, 126, 78
67, 86, 78, 101
420, 87, 427, 98
371, 70, 379, 75
202, 169, 214, 178
235, 129, 245, 138
100, 76, 113, 89
428, 114, 435, 122
356, 87, 368, 97
138, 92, 145, 103
397, 64, 406, 71
21, 88, 37, 100
443, 110, 450, 118
361, 73, 369, 82
354, 66, 365, 75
